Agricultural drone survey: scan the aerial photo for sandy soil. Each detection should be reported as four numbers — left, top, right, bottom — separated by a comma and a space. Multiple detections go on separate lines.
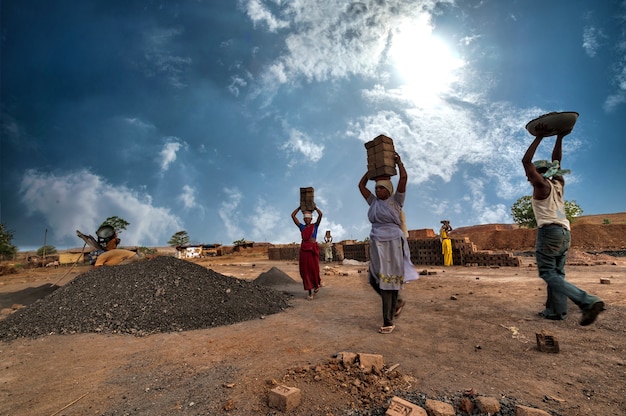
1, 249, 625, 415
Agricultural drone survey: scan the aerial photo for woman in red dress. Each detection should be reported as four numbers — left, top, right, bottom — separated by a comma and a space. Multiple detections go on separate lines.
291, 206, 323, 299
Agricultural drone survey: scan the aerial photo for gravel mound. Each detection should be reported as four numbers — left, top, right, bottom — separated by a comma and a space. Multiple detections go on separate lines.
0, 256, 291, 341
254, 266, 299, 287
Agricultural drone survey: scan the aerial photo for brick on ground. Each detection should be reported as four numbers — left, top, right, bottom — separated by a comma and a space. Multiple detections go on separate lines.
385, 396, 427, 416
475, 396, 500, 414
514, 404, 552, 416
424, 398, 455, 416
268, 385, 301, 412
358, 353, 384, 372
336, 351, 358, 366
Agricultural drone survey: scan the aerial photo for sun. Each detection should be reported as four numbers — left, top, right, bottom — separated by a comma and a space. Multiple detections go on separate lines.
389, 19, 464, 105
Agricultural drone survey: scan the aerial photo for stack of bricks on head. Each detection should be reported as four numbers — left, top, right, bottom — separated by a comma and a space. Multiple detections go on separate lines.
365, 134, 397, 181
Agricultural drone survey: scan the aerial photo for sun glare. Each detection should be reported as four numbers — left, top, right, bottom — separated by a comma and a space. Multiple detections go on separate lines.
390, 20, 464, 105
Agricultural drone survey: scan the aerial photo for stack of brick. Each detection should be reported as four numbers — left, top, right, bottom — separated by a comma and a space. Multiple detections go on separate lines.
268, 245, 300, 261
267, 236, 521, 266
341, 242, 370, 263
299, 187, 315, 211
365, 135, 397, 180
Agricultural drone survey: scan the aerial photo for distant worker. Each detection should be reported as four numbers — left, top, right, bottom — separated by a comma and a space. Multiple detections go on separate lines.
324, 230, 333, 263
440, 220, 453, 266
522, 122, 604, 325
105, 231, 121, 251
291, 206, 323, 300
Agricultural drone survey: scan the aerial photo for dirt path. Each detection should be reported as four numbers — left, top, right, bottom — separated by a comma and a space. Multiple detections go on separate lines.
1, 257, 625, 415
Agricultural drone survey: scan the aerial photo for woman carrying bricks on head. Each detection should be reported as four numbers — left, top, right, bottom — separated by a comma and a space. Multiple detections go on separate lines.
359, 152, 418, 334
440, 220, 453, 266
291, 206, 323, 300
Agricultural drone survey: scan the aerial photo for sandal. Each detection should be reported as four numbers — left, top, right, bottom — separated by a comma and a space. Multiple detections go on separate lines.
307, 295, 314, 300
394, 300, 406, 318
378, 325, 395, 334
314, 287, 320, 294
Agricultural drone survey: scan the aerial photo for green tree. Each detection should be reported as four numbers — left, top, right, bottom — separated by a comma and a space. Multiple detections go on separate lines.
168, 231, 190, 247
564, 200, 584, 222
511, 196, 583, 228
0, 223, 18, 260
37, 245, 57, 256
100, 216, 130, 234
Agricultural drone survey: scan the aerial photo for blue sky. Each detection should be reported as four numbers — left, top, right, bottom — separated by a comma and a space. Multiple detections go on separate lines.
1, 0, 625, 251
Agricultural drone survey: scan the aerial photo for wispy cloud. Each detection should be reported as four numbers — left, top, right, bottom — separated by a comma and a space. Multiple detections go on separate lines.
178, 185, 197, 209
219, 187, 244, 240
158, 138, 187, 172
242, 0, 290, 32
140, 26, 192, 88
582, 25, 603, 57
282, 128, 324, 165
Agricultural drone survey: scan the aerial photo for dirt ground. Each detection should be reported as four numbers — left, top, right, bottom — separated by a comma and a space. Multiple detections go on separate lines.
1, 216, 625, 415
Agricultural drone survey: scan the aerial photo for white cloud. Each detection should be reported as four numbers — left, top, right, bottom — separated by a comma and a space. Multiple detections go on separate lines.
178, 185, 197, 209
219, 187, 244, 240
463, 176, 511, 224
582, 25, 603, 57
158, 138, 187, 172
282, 128, 324, 164
246, 0, 449, 92
242, 0, 290, 32
18, 169, 184, 247
246, 198, 281, 242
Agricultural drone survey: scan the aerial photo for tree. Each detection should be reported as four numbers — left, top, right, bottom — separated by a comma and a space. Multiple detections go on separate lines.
37, 245, 57, 256
100, 216, 130, 234
511, 196, 583, 228
168, 231, 190, 247
0, 223, 18, 260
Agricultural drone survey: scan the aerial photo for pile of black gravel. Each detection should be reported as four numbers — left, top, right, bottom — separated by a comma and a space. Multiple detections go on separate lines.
0, 256, 291, 341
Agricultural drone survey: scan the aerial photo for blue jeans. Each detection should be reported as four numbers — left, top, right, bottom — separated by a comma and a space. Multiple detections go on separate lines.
535, 225, 599, 318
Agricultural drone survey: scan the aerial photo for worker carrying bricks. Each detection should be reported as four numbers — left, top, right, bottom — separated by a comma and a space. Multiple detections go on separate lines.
359, 136, 418, 334
522, 120, 604, 325
291, 194, 323, 300
440, 220, 453, 266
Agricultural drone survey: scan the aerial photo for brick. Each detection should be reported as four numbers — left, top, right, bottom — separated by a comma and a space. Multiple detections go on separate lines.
336, 351, 358, 366
459, 397, 474, 414
536, 330, 559, 353
475, 396, 500, 414
385, 396, 427, 415
424, 399, 455, 416
364, 134, 394, 149
514, 404, 552, 416
299, 187, 315, 211
268, 385, 301, 412
358, 353, 384, 372
600, 278, 611, 284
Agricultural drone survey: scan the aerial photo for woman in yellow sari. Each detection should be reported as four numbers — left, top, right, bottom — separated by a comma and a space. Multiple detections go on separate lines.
440, 220, 453, 266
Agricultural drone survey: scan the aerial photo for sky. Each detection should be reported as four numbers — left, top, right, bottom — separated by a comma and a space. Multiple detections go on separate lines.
1, 0, 625, 252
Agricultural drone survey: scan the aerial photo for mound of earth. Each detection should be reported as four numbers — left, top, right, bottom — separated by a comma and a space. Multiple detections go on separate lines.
453, 223, 626, 252
0, 256, 291, 341
254, 266, 300, 287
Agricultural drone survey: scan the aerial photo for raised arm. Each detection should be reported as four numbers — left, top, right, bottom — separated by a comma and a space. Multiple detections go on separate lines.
291, 207, 301, 227
551, 128, 570, 165
359, 172, 372, 200
395, 152, 407, 193
522, 123, 551, 198
314, 206, 323, 225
